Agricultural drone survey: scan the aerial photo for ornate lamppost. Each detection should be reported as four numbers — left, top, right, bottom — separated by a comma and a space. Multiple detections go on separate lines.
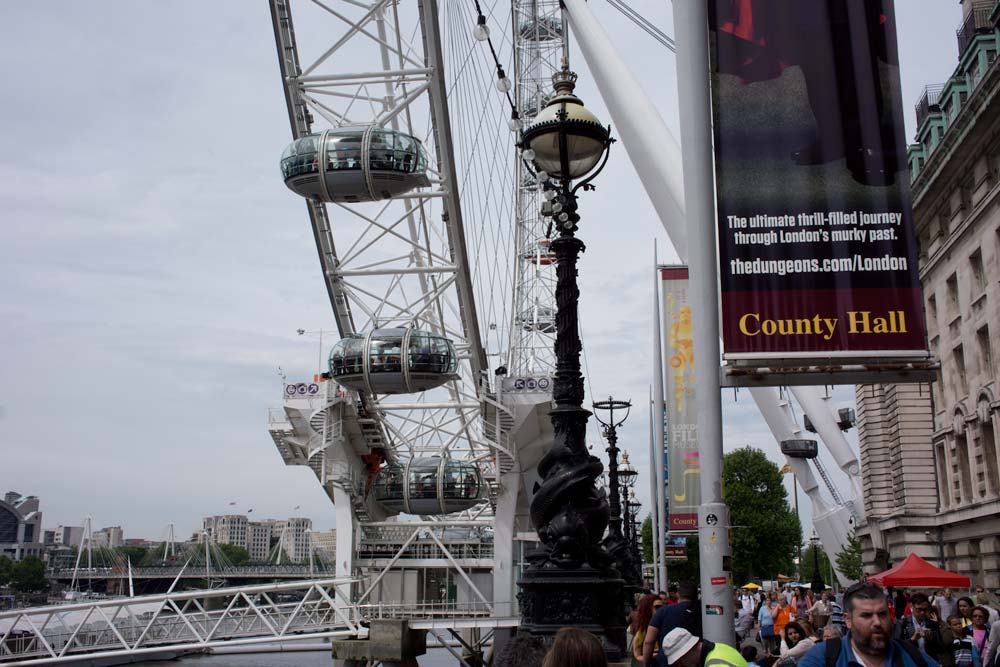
627, 488, 643, 584
595, 397, 637, 610
516, 64, 623, 657
594, 398, 631, 564
810, 532, 825, 595
619, 452, 642, 586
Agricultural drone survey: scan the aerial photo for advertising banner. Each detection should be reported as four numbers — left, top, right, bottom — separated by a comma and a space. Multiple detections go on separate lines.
707, 1, 929, 368
661, 267, 699, 532
664, 536, 688, 560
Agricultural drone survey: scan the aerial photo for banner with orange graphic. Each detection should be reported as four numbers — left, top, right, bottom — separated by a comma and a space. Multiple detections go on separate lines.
661, 266, 699, 533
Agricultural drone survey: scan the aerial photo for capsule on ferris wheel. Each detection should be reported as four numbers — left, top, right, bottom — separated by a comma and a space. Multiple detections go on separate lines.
521, 239, 557, 266
372, 457, 484, 515
328, 327, 459, 394
517, 306, 556, 333
280, 126, 431, 203
518, 16, 563, 41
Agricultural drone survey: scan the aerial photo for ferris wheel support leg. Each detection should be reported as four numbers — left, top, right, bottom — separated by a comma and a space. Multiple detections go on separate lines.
750, 387, 855, 585
331, 485, 356, 612
493, 470, 521, 619
561, 0, 688, 261
790, 387, 866, 522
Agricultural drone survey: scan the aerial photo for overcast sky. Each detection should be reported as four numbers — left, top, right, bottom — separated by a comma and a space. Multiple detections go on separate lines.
0, 2, 960, 543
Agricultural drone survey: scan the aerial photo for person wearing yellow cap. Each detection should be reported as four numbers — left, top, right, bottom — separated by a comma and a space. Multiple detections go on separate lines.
660, 627, 748, 667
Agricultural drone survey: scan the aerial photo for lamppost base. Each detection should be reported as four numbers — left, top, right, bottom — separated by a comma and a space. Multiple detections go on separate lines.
517, 566, 626, 660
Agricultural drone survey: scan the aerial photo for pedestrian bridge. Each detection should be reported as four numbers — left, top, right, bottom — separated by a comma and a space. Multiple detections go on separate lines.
0, 579, 518, 666
47, 565, 328, 581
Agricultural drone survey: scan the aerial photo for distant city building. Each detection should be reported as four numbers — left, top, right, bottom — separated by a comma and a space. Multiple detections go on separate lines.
52, 526, 85, 548
0, 491, 44, 561
277, 518, 313, 563
92, 526, 124, 549
202, 515, 248, 548
200, 514, 312, 562
310, 529, 337, 563
247, 523, 272, 562
856, 0, 1000, 586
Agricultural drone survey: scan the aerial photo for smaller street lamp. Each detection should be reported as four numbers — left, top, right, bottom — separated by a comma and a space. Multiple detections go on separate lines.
810, 531, 825, 595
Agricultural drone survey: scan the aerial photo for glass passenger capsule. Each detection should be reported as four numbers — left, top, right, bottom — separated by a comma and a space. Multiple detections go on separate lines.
280, 126, 431, 203
372, 457, 484, 515
780, 439, 819, 459
516, 306, 556, 333
518, 16, 563, 41
521, 239, 556, 266
328, 327, 459, 394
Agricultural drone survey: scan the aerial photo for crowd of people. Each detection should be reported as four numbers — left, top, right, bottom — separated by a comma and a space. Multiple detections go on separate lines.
493, 583, 1000, 667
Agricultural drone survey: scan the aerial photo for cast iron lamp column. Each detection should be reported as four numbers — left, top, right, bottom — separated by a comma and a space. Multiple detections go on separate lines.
810, 532, 825, 595
619, 451, 642, 586
595, 397, 637, 614
516, 64, 623, 657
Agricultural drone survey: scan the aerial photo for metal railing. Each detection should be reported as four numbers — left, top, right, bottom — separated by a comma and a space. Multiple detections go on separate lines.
357, 600, 493, 620
0, 579, 358, 666
957, 2, 995, 57
915, 84, 945, 129
48, 564, 329, 580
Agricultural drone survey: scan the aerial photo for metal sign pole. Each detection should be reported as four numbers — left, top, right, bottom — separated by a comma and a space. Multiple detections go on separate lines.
670, 0, 733, 640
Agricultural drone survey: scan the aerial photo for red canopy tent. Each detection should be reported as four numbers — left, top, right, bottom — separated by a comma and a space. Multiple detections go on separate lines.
868, 553, 971, 588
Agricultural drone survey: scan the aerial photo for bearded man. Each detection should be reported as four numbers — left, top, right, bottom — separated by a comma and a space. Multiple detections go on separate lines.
798, 583, 938, 667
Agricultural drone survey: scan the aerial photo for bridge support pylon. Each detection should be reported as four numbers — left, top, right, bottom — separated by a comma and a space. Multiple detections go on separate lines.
331, 619, 427, 667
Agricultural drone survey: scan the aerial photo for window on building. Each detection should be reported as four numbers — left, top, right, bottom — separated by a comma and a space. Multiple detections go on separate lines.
936, 441, 951, 509
955, 345, 968, 395
970, 248, 986, 294
981, 406, 999, 498
978, 326, 993, 376
928, 294, 938, 331
947, 272, 960, 319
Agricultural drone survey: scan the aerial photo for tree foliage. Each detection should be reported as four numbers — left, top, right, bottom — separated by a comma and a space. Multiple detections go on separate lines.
835, 530, 863, 582
0, 555, 12, 586
216, 544, 251, 566
723, 447, 801, 582
10, 556, 48, 592
118, 546, 148, 564
641, 515, 653, 563
799, 542, 833, 585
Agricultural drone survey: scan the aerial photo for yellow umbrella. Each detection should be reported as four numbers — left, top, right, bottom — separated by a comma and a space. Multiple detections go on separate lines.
741, 583, 761, 589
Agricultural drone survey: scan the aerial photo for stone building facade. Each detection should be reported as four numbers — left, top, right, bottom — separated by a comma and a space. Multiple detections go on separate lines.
857, 0, 1000, 586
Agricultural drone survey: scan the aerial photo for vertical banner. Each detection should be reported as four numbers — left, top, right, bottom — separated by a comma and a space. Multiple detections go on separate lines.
707, 1, 928, 366
661, 266, 699, 532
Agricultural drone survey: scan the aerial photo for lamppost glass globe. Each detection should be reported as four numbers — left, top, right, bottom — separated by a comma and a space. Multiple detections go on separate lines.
473, 21, 490, 41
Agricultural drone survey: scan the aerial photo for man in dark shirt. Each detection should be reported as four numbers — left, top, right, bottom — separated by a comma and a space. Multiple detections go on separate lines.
643, 582, 702, 667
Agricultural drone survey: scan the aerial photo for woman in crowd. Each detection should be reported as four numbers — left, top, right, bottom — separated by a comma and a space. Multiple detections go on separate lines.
793, 588, 814, 622
772, 595, 793, 653
758, 621, 815, 667
808, 591, 833, 629
542, 627, 606, 667
780, 621, 817, 662
629, 594, 658, 667
959, 598, 977, 631
971, 607, 992, 659
759, 592, 778, 653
